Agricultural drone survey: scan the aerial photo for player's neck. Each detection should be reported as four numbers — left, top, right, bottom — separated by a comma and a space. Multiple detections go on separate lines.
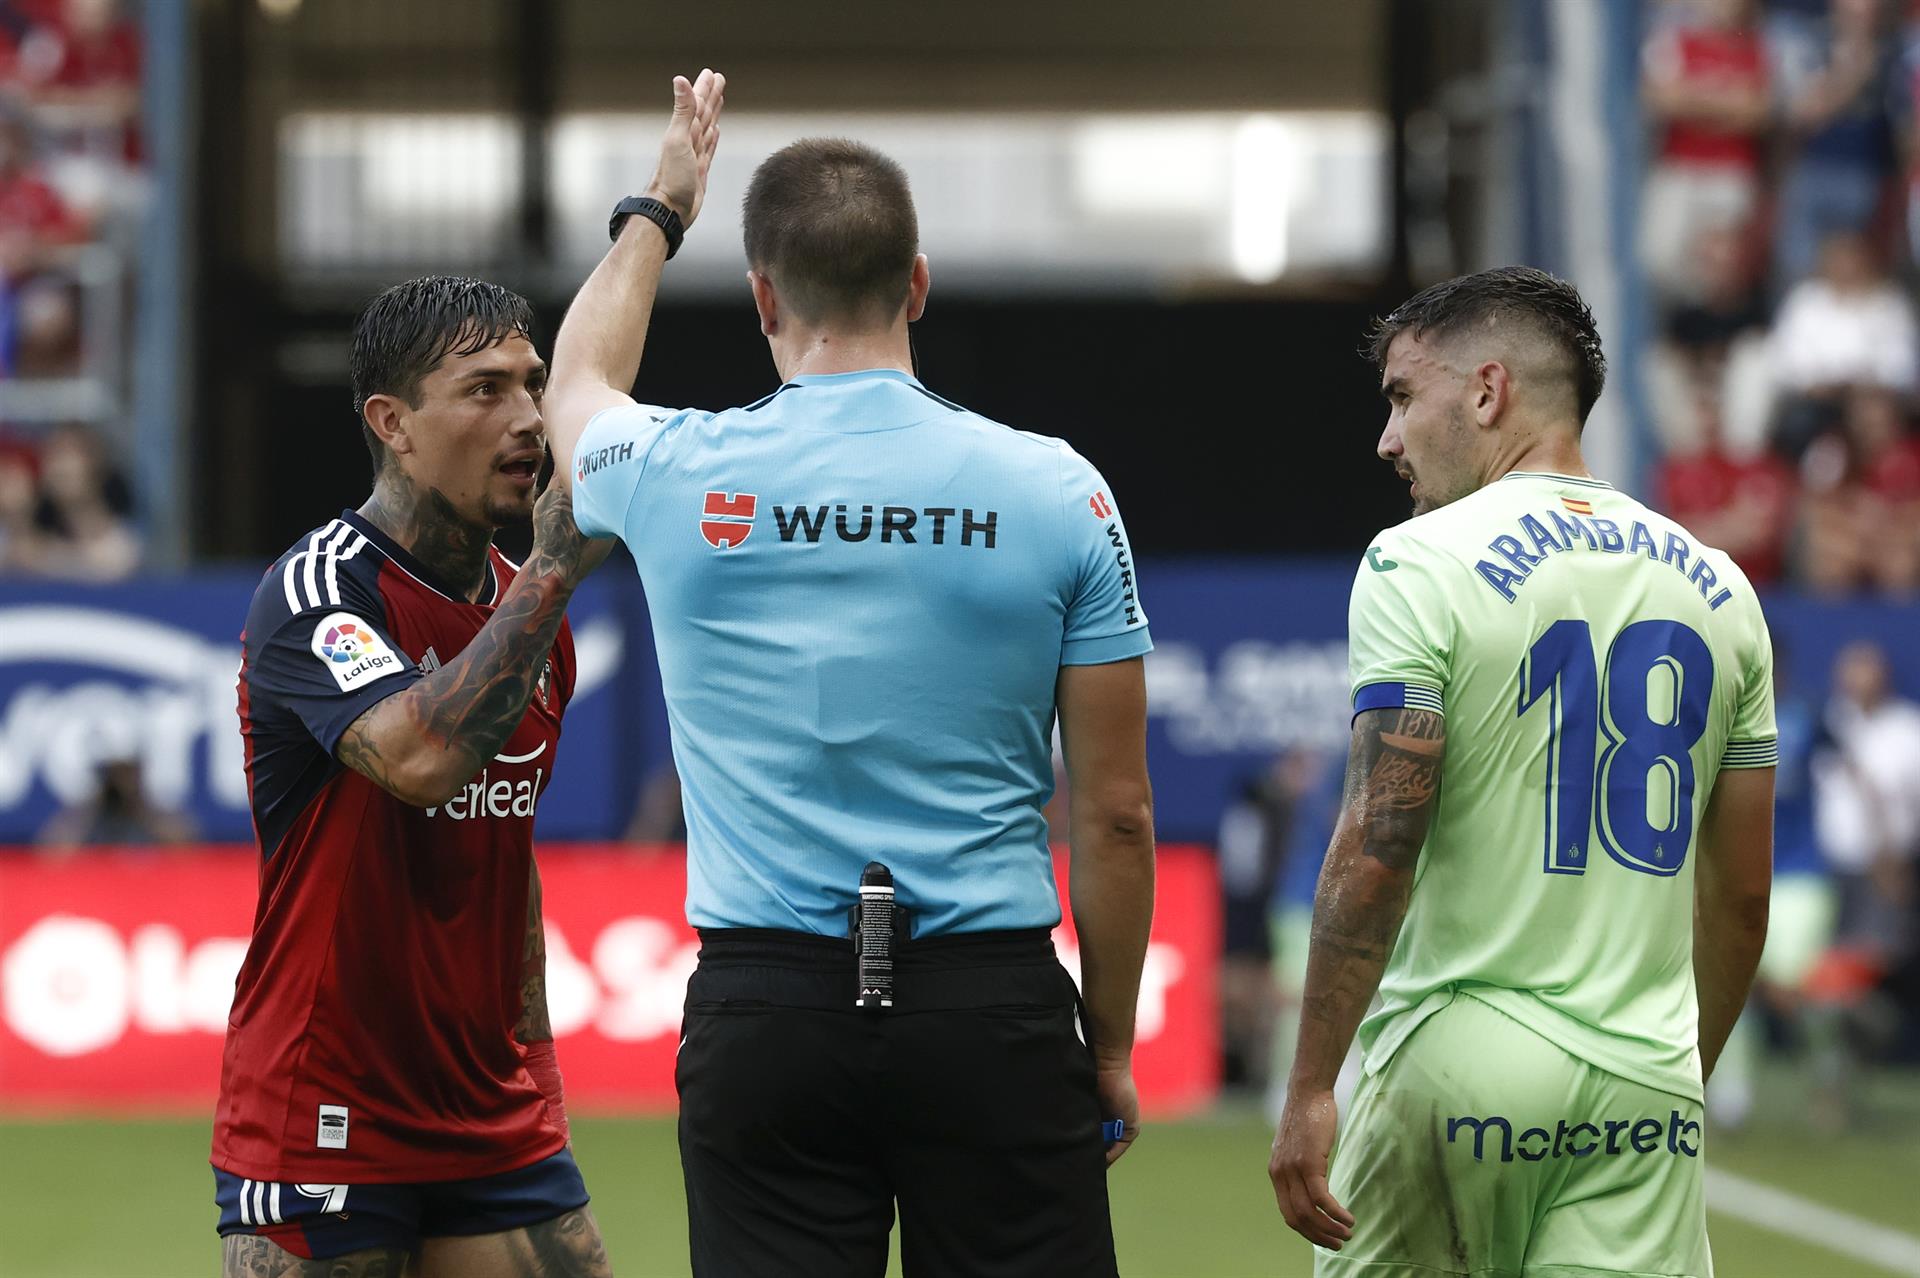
1490, 429, 1592, 486
359, 476, 494, 601
773, 328, 914, 381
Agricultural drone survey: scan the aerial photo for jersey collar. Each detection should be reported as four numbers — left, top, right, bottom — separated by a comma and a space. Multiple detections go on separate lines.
1499, 470, 1615, 491
785, 367, 922, 387
339, 509, 499, 607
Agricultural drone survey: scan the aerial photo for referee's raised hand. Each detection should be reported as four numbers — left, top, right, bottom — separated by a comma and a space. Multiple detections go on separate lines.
645, 67, 726, 227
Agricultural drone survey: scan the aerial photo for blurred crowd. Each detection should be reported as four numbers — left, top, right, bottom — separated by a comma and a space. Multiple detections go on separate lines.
1643, 0, 1920, 595
1218, 638, 1920, 1130
0, 0, 142, 580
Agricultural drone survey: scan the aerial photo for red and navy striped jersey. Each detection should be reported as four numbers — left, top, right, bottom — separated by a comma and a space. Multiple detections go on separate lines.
213, 509, 576, 1183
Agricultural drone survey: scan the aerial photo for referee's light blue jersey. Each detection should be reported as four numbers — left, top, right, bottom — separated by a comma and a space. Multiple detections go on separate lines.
571, 368, 1153, 936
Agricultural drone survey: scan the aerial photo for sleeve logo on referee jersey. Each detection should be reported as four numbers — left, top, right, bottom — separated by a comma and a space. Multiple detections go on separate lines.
308, 612, 406, 692
1089, 491, 1113, 519
699, 491, 757, 549
576, 438, 636, 483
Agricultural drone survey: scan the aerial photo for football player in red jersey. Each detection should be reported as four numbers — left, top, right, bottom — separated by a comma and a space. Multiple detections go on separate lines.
212, 272, 617, 1277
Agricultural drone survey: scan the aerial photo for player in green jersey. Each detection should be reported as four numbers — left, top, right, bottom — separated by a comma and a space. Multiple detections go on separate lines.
1269, 267, 1775, 1278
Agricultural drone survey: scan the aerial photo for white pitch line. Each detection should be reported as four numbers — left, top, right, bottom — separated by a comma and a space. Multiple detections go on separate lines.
1707, 1168, 1920, 1277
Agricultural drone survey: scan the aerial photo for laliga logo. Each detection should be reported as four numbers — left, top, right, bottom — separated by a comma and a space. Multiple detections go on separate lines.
319, 623, 375, 664
699, 492, 756, 550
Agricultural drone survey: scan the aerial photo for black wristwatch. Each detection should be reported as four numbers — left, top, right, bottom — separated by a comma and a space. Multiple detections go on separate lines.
609, 195, 685, 258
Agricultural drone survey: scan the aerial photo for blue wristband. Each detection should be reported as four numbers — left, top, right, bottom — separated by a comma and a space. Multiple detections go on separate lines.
1100, 1119, 1126, 1145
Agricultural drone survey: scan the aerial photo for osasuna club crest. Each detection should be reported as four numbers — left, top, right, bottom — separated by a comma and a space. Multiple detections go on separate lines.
535, 659, 554, 710
700, 492, 757, 549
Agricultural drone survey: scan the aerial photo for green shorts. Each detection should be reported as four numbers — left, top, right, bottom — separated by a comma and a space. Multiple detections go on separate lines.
1319, 993, 1710, 1278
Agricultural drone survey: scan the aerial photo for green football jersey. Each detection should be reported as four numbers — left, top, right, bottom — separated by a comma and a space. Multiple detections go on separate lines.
1348, 470, 1776, 1102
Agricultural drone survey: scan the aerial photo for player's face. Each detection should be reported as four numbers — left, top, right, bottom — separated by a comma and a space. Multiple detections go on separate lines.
1376, 331, 1481, 516
403, 333, 548, 528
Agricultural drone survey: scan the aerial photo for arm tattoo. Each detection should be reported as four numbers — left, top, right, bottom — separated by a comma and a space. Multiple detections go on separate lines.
1288, 707, 1446, 1091
1347, 708, 1445, 871
336, 486, 597, 800
515, 858, 552, 1044
223, 1235, 409, 1277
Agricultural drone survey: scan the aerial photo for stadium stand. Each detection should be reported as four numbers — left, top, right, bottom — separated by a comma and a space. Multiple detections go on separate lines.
1640, 0, 1920, 1133
0, 0, 141, 579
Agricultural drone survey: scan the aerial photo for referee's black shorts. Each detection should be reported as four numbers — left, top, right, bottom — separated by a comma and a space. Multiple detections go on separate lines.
675, 926, 1119, 1278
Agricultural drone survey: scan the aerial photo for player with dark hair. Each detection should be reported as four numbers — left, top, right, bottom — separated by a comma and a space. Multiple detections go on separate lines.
211, 274, 615, 1277
542, 75, 1154, 1277
1270, 266, 1774, 1277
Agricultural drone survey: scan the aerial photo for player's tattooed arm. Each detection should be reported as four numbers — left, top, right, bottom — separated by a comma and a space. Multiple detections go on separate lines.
1291, 707, 1445, 1091
1271, 706, 1443, 1247
334, 484, 611, 808
516, 855, 571, 1138
515, 857, 552, 1044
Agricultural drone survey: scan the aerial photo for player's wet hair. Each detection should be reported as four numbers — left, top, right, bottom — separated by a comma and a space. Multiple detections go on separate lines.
1365, 266, 1608, 428
350, 276, 534, 473
742, 138, 918, 328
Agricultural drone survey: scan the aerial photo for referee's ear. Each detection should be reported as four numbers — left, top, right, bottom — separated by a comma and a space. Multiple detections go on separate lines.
905, 254, 930, 323
749, 270, 780, 336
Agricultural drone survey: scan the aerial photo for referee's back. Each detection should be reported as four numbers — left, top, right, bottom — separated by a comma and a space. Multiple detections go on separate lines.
571, 367, 1151, 935
547, 122, 1153, 1278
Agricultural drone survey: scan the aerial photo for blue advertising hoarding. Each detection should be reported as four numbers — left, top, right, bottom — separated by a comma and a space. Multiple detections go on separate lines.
0, 563, 1911, 845
0, 574, 639, 844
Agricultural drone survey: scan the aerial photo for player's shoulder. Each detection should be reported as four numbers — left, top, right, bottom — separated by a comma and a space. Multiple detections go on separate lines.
1359, 489, 1496, 572
251, 514, 387, 626
1621, 493, 1766, 611
576, 400, 704, 475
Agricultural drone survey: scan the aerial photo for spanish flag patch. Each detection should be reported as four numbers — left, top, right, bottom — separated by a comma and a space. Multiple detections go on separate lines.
1561, 496, 1594, 515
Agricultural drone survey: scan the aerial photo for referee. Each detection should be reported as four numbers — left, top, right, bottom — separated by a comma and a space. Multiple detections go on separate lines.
546, 74, 1155, 1277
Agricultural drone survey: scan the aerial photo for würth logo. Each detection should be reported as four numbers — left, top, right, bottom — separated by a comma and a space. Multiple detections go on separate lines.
700, 492, 757, 549
577, 439, 635, 483
1089, 491, 1113, 519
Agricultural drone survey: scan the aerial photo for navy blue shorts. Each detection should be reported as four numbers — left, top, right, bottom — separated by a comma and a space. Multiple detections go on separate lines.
212, 1148, 588, 1260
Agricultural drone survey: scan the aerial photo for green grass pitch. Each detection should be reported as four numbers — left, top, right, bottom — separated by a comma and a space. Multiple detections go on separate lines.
3, 1068, 1915, 1277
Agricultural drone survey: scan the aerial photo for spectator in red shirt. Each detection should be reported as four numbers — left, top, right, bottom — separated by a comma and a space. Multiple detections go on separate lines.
10, 0, 139, 160
1799, 386, 1920, 593
1642, 0, 1772, 297
0, 107, 83, 277
1656, 379, 1796, 583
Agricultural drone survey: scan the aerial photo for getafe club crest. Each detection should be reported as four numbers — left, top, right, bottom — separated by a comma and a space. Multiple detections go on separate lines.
700, 492, 757, 549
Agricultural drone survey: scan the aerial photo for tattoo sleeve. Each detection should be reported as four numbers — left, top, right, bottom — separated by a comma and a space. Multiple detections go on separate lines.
1287, 706, 1445, 1095
515, 858, 552, 1044
335, 485, 601, 805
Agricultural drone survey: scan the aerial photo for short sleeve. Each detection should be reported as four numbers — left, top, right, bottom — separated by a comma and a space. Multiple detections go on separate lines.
1348, 532, 1452, 719
243, 556, 422, 756
570, 401, 691, 540
1059, 446, 1153, 666
1722, 607, 1778, 770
